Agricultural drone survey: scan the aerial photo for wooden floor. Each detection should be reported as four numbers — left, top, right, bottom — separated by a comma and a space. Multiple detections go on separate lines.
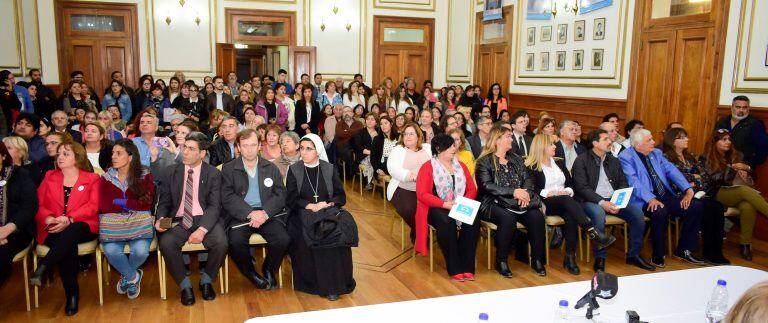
3, 181, 768, 322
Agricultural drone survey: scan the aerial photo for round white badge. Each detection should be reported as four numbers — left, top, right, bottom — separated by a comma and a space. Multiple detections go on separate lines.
77, 185, 85, 192
0, 180, 6, 187
264, 178, 274, 188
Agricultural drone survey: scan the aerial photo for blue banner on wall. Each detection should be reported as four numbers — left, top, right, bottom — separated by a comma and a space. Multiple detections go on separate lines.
580, 0, 613, 14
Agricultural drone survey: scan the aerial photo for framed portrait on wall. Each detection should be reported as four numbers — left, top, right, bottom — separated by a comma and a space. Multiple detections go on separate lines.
541, 52, 550, 71
557, 24, 567, 44
527, 27, 536, 46
580, 0, 613, 14
527, 0, 552, 20
573, 50, 584, 70
574, 20, 585, 41
593, 18, 606, 40
591, 49, 604, 70
556, 51, 566, 70
525, 53, 535, 71
541, 25, 552, 42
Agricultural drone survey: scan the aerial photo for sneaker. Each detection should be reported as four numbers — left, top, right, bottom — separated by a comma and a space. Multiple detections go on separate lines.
451, 274, 465, 282
116, 275, 129, 295
126, 269, 143, 299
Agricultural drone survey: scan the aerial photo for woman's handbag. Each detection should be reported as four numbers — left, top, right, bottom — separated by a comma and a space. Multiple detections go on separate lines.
99, 210, 154, 242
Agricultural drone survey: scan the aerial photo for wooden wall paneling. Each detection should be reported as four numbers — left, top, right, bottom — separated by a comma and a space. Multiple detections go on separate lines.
508, 94, 627, 133
288, 46, 316, 86
216, 43, 236, 76
102, 40, 132, 96
473, 6, 513, 93
631, 30, 676, 139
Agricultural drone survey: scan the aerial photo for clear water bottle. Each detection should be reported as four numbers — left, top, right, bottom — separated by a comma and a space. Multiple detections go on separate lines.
554, 300, 569, 322
478, 312, 489, 322
705, 280, 728, 323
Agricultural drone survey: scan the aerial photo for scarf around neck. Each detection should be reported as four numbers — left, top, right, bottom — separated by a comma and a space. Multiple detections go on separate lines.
431, 156, 465, 202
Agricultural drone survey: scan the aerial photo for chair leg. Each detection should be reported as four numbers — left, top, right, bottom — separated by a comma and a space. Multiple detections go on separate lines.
225, 255, 230, 294
33, 253, 38, 308
158, 250, 165, 300
667, 221, 673, 257
623, 223, 629, 253
486, 227, 492, 270
382, 185, 387, 209
96, 251, 103, 305
161, 254, 167, 300
278, 261, 284, 288
400, 218, 405, 251
103, 250, 110, 285
429, 228, 434, 273
545, 227, 550, 266
359, 171, 363, 196
23, 256, 30, 311
578, 227, 583, 262
586, 232, 591, 263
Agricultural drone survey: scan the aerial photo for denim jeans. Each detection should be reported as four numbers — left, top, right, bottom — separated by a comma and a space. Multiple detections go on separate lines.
102, 238, 152, 280
583, 202, 645, 259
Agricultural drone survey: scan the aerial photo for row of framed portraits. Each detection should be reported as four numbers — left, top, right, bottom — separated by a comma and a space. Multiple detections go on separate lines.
526, 18, 606, 46
524, 49, 604, 71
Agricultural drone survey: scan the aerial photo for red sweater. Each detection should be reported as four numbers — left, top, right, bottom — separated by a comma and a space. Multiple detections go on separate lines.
414, 160, 477, 256
98, 172, 155, 214
36, 170, 101, 244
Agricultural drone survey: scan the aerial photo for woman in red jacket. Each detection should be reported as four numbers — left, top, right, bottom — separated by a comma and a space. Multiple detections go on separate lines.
415, 133, 478, 282
29, 142, 100, 316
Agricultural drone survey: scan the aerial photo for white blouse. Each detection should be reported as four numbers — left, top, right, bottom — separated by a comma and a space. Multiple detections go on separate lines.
539, 158, 574, 198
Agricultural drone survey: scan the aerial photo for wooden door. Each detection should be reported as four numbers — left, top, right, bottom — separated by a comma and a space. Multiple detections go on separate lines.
627, 0, 728, 152
288, 46, 316, 86
55, 1, 139, 92
216, 43, 236, 77
474, 7, 513, 92
373, 16, 434, 87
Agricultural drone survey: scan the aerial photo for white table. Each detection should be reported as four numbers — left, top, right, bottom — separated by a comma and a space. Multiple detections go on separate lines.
247, 266, 768, 323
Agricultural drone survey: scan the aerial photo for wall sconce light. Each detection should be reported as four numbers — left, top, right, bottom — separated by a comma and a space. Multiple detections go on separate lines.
564, 1, 579, 15
346, 21, 351, 32
320, 16, 326, 31
179, 0, 185, 7
332, 1, 339, 14
165, 16, 172, 25
194, 16, 201, 25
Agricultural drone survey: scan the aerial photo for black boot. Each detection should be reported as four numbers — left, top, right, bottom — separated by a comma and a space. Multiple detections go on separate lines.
495, 261, 513, 278
587, 228, 616, 250
740, 244, 753, 261
245, 271, 269, 289
531, 259, 546, 276
264, 269, 278, 289
65, 294, 79, 316
563, 253, 580, 275
29, 264, 48, 286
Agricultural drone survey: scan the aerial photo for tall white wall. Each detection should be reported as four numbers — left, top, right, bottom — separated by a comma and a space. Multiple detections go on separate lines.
719, 0, 768, 107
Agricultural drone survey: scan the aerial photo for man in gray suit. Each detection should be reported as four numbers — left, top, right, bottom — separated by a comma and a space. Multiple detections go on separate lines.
155, 132, 227, 306
221, 129, 290, 290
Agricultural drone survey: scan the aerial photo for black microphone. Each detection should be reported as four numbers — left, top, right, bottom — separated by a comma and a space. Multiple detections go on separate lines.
575, 272, 618, 319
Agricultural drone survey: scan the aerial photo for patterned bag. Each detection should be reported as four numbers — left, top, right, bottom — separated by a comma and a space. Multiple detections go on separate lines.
99, 211, 155, 242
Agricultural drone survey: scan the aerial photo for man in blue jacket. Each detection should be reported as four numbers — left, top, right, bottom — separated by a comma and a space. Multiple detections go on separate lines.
619, 129, 704, 268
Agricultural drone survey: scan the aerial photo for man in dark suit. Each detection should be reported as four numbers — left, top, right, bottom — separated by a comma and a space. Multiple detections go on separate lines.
155, 132, 227, 306
468, 116, 492, 158
555, 119, 587, 173
208, 117, 239, 167
221, 129, 289, 290
205, 76, 235, 114
511, 111, 533, 157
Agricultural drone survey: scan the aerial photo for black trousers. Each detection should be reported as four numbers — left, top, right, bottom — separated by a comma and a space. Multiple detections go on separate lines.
41, 222, 97, 297
228, 218, 291, 277
337, 144, 356, 177
158, 221, 228, 286
701, 198, 725, 258
645, 195, 703, 258
428, 208, 480, 276
0, 230, 32, 288
542, 196, 592, 253
391, 187, 417, 241
487, 203, 546, 263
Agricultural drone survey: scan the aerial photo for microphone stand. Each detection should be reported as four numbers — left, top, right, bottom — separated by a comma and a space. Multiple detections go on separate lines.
575, 291, 600, 320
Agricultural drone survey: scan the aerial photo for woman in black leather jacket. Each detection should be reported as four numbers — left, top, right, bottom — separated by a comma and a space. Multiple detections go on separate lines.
475, 125, 547, 277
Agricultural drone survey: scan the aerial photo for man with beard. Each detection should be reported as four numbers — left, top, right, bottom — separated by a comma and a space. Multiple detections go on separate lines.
715, 96, 768, 169
335, 106, 363, 178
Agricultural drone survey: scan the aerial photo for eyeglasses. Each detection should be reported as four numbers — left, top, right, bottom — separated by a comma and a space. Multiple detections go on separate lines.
403, 132, 418, 137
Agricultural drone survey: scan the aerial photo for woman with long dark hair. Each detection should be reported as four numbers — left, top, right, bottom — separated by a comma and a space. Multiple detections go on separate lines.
370, 116, 398, 177
256, 87, 289, 129
661, 127, 729, 265
484, 83, 508, 120
99, 139, 155, 299
102, 80, 132, 123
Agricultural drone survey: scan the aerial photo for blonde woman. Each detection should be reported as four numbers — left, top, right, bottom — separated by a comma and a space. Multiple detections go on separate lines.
725, 281, 768, 323
98, 110, 124, 141
524, 134, 615, 275
448, 128, 475, 176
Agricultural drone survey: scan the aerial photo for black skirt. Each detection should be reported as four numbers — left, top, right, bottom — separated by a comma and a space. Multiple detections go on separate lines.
288, 214, 356, 296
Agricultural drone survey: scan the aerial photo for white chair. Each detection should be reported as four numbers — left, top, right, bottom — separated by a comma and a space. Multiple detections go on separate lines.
98, 237, 162, 299
158, 242, 227, 300
33, 239, 103, 307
